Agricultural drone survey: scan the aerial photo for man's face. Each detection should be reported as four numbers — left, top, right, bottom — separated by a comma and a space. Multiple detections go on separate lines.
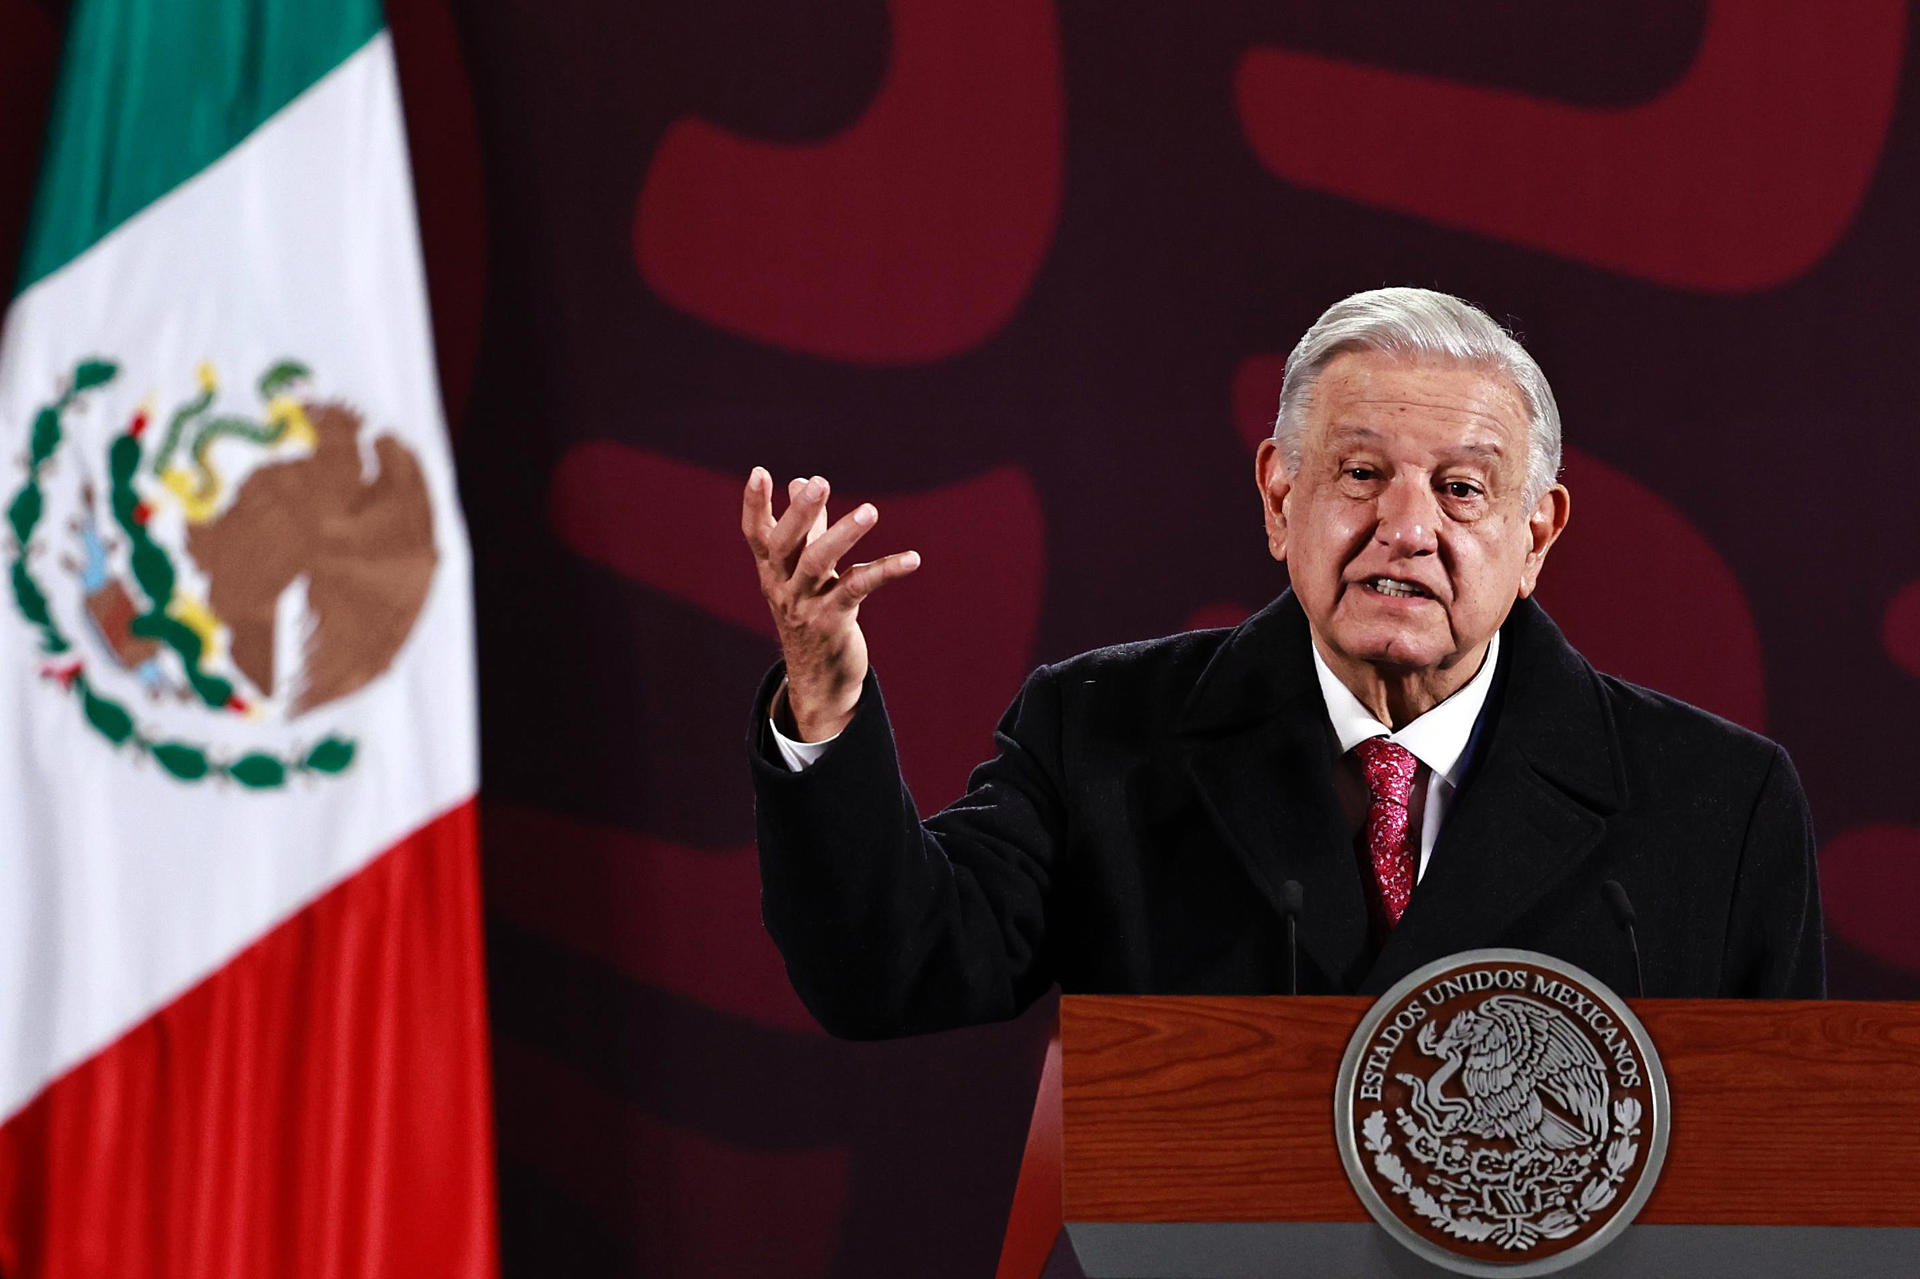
1256, 350, 1570, 688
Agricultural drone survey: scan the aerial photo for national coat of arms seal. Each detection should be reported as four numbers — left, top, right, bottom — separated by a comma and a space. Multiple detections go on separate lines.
5, 356, 437, 788
1334, 949, 1669, 1276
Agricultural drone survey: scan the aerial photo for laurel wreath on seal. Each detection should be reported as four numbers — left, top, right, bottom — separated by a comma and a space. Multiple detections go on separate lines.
1362, 1098, 1643, 1250
5, 358, 356, 788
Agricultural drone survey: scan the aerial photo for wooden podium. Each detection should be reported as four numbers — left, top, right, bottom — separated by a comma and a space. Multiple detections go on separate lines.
996, 996, 1920, 1278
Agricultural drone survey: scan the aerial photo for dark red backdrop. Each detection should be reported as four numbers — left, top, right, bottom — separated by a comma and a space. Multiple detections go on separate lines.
5, 3, 1919, 1276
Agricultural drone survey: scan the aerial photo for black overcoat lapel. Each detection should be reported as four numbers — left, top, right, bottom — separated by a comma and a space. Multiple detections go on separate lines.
1363, 599, 1626, 994
1176, 594, 1374, 991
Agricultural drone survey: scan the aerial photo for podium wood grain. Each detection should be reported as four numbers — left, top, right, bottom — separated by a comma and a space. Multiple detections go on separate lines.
1060, 995, 1920, 1227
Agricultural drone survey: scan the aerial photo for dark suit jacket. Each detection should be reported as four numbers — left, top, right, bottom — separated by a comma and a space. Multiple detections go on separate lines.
750, 593, 1824, 1039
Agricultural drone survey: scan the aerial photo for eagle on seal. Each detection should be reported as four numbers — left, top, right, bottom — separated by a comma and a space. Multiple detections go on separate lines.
1397, 994, 1610, 1152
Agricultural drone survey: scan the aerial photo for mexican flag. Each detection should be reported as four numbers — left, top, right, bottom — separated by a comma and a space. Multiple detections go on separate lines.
0, 2, 495, 1275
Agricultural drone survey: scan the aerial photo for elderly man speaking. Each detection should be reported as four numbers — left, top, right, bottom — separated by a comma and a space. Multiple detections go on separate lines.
739, 287, 1823, 1039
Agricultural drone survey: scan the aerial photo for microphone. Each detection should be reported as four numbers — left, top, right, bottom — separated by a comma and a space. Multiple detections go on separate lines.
1281, 879, 1305, 996
1602, 880, 1645, 999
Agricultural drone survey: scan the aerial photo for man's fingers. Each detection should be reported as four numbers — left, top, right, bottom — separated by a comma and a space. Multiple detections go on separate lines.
794, 503, 880, 589
766, 474, 830, 570
740, 466, 776, 551
834, 549, 922, 606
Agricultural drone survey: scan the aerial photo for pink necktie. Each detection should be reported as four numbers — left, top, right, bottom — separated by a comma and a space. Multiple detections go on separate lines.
1353, 738, 1418, 926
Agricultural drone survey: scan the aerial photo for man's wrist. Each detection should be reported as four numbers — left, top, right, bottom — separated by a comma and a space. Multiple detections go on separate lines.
783, 678, 861, 743
769, 678, 842, 772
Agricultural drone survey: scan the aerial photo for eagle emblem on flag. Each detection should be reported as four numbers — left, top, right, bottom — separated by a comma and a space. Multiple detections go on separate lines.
5, 356, 437, 787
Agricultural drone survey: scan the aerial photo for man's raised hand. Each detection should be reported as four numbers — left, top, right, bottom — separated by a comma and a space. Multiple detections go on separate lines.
742, 467, 921, 742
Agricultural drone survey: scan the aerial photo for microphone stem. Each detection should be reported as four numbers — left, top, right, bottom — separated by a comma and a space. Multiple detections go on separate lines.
1286, 914, 1298, 996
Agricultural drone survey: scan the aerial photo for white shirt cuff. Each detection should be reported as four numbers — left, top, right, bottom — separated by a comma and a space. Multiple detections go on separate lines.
771, 719, 837, 771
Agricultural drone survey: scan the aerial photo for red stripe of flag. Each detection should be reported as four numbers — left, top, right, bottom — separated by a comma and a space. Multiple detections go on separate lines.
0, 800, 496, 1278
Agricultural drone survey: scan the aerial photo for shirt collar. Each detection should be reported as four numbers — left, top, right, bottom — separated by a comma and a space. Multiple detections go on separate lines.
1311, 631, 1501, 788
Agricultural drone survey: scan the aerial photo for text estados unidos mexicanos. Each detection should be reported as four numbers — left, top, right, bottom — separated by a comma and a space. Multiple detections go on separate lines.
1356, 968, 1643, 1102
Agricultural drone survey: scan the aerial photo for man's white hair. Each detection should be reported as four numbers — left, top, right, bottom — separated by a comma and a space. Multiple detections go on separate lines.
1272, 287, 1562, 504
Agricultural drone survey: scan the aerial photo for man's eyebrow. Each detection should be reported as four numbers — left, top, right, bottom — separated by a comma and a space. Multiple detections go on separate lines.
1437, 441, 1505, 463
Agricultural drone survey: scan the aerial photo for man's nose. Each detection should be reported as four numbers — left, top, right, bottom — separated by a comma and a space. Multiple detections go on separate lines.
1374, 477, 1440, 556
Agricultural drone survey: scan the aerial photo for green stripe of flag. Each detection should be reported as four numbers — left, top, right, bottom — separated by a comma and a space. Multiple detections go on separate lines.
15, 0, 385, 298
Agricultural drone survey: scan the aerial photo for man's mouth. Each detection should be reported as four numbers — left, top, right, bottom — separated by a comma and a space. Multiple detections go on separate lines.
1362, 576, 1434, 600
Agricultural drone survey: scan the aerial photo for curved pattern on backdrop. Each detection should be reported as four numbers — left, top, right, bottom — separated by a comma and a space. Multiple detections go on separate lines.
1236, 0, 1906, 291
634, 0, 1064, 364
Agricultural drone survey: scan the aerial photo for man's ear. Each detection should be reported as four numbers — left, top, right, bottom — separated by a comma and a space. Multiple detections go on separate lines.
1516, 483, 1571, 598
1255, 437, 1291, 564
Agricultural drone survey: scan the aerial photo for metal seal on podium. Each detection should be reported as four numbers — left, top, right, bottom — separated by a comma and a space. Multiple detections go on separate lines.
1334, 949, 1670, 1276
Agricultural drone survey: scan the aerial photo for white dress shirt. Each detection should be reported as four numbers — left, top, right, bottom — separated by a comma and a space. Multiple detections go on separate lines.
771, 632, 1501, 883
1312, 632, 1499, 882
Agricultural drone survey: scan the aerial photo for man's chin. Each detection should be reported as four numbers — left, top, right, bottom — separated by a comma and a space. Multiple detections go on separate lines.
1323, 626, 1452, 677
